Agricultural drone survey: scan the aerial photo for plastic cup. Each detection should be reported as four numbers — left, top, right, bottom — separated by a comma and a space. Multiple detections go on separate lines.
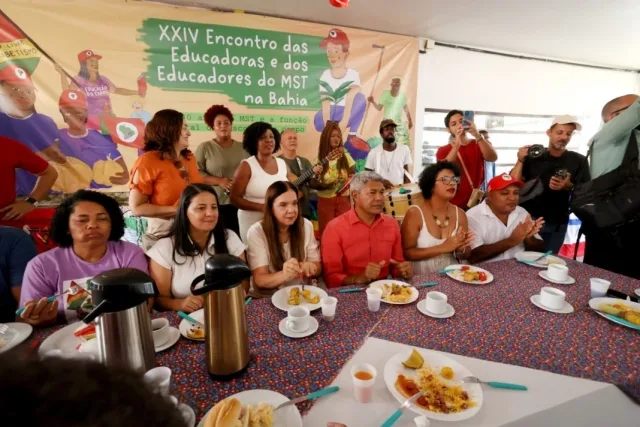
590, 278, 611, 298
321, 297, 338, 321
350, 363, 377, 403
366, 288, 382, 312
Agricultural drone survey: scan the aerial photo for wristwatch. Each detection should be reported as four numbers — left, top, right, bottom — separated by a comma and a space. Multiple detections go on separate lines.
24, 197, 39, 206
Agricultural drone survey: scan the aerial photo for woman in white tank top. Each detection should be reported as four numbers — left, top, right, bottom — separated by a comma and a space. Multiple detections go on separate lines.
401, 162, 475, 274
230, 122, 297, 242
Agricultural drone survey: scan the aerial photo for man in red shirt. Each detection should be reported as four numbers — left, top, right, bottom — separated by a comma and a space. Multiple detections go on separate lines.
321, 171, 412, 288
436, 110, 497, 209
0, 136, 57, 222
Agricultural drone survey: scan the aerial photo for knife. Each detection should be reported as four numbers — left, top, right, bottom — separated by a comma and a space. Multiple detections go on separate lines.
439, 268, 457, 274
381, 392, 424, 427
531, 250, 552, 263
177, 311, 205, 329
339, 287, 365, 293
275, 386, 340, 411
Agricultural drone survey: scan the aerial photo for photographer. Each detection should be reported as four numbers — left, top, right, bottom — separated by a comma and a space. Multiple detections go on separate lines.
510, 116, 590, 253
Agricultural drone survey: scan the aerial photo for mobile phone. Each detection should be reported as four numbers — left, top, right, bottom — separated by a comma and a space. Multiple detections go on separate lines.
555, 168, 568, 179
462, 110, 474, 127
605, 289, 639, 303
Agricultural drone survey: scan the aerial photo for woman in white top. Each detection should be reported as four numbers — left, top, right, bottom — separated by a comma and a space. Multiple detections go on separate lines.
246, 181, 322, 298
147, 184, 247, 313
230, 122, 298, 243
401, 162, 474, 274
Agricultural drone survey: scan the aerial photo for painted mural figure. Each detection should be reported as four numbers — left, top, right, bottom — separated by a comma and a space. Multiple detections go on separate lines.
367, 76, 413, 148
0, 64, 67, 196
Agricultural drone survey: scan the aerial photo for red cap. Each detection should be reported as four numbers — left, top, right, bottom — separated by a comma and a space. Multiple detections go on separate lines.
77, 49, 102, 62
58, 89, 87, 109
320, 28, 350, 49
487, 174, 524, 192
0, 64, 33, 86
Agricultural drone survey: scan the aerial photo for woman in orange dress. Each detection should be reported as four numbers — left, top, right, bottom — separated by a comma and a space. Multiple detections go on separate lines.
128, 109, 203, 250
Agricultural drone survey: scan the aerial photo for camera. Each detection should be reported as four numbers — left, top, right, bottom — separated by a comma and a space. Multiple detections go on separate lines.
527, 144, 545, 159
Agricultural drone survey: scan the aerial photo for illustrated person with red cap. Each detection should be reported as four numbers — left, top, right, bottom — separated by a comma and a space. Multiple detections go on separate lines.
55, 49, 140, 130
315, 29, 369, 164
466, 174, 545, 263
0, 64, 67, 196
56, 89, 129, 188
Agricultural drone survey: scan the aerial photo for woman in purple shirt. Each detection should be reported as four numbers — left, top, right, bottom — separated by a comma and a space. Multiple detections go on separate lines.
19, 190, 148, 327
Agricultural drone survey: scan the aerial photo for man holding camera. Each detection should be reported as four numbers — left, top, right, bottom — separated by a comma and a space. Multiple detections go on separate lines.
510, 115, 590, 254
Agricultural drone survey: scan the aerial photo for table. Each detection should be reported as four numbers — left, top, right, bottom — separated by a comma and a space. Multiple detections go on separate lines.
27, 258, 640, 426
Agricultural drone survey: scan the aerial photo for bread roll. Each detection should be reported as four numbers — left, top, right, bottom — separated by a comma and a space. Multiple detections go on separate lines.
204, 398, 243, 427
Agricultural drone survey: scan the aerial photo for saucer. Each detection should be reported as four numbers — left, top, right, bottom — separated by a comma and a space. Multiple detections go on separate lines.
278, 317, 319, 338
538, 270, 575, 285
155, 327, 180, 352
417, 300, 455, 319
530, 295, 574, 314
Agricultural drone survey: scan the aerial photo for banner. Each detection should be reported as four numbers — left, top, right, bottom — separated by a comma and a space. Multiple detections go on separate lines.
1, 0, 418, 196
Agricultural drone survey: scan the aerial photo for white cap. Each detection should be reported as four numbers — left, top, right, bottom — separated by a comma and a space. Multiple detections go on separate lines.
551, 115, 582, 131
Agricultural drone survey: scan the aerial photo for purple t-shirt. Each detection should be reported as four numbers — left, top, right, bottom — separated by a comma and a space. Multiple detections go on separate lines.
75, 75, 114, 117
20, 241, 149, 323
57, 129, 123, 189
0, 113, 58, 196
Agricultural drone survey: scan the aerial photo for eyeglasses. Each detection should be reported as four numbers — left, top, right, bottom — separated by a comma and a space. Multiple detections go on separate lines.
436, 176, 460, 185
174, 161, 189, 183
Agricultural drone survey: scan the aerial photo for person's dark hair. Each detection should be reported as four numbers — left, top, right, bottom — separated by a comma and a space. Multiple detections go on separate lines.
242, 121, 280, 156
143, 109, 192, 160
0, 356, 187, 427
203, 104, 234, 128
159, 184, 229, 264
78, 61, 99, 80
262, 181, 305, 271
444, 109, 463, 129
51, 190, 125, 247
418, 161, 461, 199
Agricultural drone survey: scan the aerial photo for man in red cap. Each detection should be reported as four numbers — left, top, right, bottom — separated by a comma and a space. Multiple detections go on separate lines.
0, 64, 66, 196
56, 89, 129, 187
466, 174, 545, 263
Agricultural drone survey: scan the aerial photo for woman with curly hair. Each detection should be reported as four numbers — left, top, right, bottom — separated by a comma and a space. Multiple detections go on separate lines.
18, 190, 148, 327
195, 105, 248, 236
230, 121, 298, 243
128, 109, 203, 250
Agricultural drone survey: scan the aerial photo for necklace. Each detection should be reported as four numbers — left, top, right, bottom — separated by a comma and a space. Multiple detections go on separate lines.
428, 201, 450, 228
381, 147, 397, 173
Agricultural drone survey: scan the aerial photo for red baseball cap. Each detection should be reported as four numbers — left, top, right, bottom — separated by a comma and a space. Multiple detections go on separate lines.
59, 89, 87, 109
320, 28, 350, 50
487, 174, 524, 192
0, 64, 33, 86
77, 49, 102, 62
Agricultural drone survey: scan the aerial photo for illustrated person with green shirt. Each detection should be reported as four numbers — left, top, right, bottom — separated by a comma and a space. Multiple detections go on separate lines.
368, 77, 413, 147
278, 129, 322, 220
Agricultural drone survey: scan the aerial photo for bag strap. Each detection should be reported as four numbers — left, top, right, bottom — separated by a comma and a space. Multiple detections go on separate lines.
573, 225, 583, 261
456, 151, 477, 190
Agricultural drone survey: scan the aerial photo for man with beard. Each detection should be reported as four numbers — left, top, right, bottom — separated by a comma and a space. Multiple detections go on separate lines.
510, 115, 590, 253
365, 119, 412, 189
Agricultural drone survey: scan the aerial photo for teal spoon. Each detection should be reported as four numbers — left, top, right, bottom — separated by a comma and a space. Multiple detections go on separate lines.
462, 376, 528, 390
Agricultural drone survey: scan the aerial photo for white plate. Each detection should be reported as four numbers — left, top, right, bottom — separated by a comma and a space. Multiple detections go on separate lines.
155, 327, 181, 352
370, 280, 419, 305
0, 323, 33, 354
416, 300, 455, 319
530, 295, 574, 314
197, 389, 302, 427
538, 270, 575, 285
383, 348, 483, 422
515, 251, 567, 268
445, 264, 494, 285
271, 285, 328, 312
589, 297, 640, 331
278, 317, 319, 338
178, 309, 205, 341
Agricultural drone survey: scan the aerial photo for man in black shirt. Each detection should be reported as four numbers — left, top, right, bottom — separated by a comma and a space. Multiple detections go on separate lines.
510, 115, 590, 253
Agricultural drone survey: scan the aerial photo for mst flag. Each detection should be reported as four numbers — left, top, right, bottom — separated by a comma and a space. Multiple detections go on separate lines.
0, 10, 41, 74
102, 116, 146, 150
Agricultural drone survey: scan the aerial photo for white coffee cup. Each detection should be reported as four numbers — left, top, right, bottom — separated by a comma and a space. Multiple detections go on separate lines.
539, 287, 566, 310
286, 306, 310, 333
425, 291, 448, 315
547, 264, 569, 282
590, 278, 611, 298
143, 366, 171, 396
152, 318, 170, 347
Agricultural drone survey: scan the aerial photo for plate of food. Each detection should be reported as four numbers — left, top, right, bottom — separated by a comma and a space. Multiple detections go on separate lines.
271, 285, 328, 312
383, 347, 483, 422
445, 264, 493, 285
369, 280, 419, 305
178, 309, 205, 341
515, 251, 567, 268
589, 297, 640, 331
197, 389, 302, 427
0, 323, 33, 354
38, 321, 98, 359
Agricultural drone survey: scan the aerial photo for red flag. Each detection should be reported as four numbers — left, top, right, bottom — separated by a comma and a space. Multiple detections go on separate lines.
102, 116, 146, 150
0, 11, 41, 74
